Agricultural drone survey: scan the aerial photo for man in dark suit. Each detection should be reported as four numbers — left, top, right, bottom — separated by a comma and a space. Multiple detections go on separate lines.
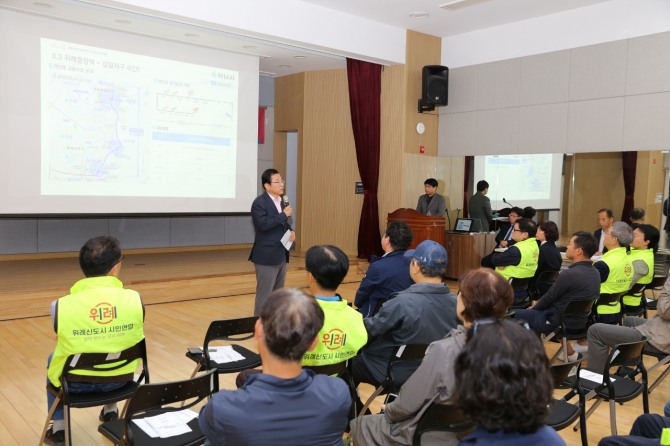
249, 168, 295, 315
594, 208, 614, 255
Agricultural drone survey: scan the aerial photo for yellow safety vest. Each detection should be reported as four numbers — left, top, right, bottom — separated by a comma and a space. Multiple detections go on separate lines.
47, 276, 145, 387
597, 247, 633, 315
496, 238, 539, 280
303, 297, 368, 366
622, 248, 654, 306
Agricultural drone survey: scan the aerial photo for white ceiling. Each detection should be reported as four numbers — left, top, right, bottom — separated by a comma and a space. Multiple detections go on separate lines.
1, 0, 613, 76
300, 0, 611, 38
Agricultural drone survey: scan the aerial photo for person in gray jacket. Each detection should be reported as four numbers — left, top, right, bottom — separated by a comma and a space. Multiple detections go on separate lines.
416, 178, 446, 217
351, 240, 459, 389
350, 268, 513, 446
468, 180, 492, 231
587, 275, 670, 372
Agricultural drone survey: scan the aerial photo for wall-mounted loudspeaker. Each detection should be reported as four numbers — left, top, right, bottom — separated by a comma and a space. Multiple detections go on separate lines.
418, 65, 449, 113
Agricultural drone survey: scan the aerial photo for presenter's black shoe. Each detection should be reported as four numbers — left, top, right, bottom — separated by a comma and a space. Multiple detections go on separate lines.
44, 426, 65, 446
99, 408, 119, 422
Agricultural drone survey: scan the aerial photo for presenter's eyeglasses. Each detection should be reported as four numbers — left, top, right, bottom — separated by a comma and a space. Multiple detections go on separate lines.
271, 180, 285, 184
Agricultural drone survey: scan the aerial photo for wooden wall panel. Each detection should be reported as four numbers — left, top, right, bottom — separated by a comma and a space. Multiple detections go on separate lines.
299, 69, 362, 254
274, 73, 304, 131
405, 30, 441, 156
569, 152, 626, 233
634, 151, 665, 228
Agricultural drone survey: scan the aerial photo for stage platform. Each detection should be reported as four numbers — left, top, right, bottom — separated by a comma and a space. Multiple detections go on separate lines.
0, 246, 366, 321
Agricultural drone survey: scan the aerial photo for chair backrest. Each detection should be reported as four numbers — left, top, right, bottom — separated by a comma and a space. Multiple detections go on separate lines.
121, 369, 219, 445
61, 338, 149, 388
202, 316, 258, 360
537, 270, 560, 285
305, 360, 348, 378
125, 369, 218, 417
387, 344, 428, 390
627, 282, 647, 297
509, 277, 530, 290
550, 357, 582, 390
606, 338, 648, 370
412, 402, 474, 446
596, 292, 624, 308
563, 299, 595, 317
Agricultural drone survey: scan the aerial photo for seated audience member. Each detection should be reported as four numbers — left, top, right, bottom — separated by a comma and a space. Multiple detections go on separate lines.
491, 218, 539, 304
587, 275, 670, 372
351, 268, 513, 446
598, 409, 670, 445
622, 224, 659, 312
236, 245, 367, 387
45, 236, 145, 445
302, 245, 368, 366
630, 207, 646, 226
528, 220, 562, 299
351, 240, 459, 389
594, 208, 615, 255
523, 206, 537, 221
453, 319, 565, 446
480, 207, 523, 268
591, 221, 634, 324
355, 222, 414, 318
514, 232, 600, 346
199, 288, 350, 446
416, 178, 446, 217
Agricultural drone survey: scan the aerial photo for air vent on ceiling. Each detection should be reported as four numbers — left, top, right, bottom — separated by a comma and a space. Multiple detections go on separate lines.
439, 0, 491, 11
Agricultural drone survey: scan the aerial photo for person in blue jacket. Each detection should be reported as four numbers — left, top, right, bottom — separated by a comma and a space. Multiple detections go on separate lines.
354, 221, 414, 317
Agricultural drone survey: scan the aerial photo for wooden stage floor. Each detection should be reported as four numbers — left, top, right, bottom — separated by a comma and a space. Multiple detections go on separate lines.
0, 247, 366, 321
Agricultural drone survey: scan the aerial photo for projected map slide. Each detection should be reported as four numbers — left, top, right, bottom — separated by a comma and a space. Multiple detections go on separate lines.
40, 38, 238, 198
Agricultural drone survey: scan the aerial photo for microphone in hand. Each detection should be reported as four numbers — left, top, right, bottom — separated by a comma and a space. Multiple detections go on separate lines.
282, 195, 293, 217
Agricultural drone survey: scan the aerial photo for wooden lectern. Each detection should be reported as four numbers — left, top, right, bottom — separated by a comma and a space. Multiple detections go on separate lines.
387, 208, 445, 249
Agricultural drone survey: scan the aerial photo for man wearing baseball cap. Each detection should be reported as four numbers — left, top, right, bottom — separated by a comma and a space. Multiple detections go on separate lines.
351, 240, 459, 389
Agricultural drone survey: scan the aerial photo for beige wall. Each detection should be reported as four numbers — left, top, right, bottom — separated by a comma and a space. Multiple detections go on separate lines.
274, 31, 446, 256
561, 151, 665, 235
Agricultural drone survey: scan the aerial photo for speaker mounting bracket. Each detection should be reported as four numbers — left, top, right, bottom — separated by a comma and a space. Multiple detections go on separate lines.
418, 99, 435, 113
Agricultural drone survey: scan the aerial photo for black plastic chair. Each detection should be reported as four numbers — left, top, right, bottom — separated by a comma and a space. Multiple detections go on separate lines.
547, 357, 588, 446
412, 402, 474, 446
99, 369, 219, 446
642, 348, 670, 394
544, 299, 596, 363
40, 339, 149, 446
622, 282, 648, 318
575, 338, 649, 436
645, 276, 667, 310
306, 360, 358, 416
591, 292, 624, 325
358, 344, 428, 417
509, 277, 532, 309
186, 317, 261, 378
530, 270, 561, 301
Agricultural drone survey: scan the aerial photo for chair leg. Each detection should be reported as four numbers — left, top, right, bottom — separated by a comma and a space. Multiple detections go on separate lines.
574, 398, 602, 432
578, 406, 589, 446
609, 399, 617, 436
64, 403, 72, 446
39, 394, 62, 445
647, 357, 670, 393
189, 363, 201, 379
358, 385, 386, 417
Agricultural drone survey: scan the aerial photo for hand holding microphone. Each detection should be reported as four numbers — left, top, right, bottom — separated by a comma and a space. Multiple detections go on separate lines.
282, 195, 293, 217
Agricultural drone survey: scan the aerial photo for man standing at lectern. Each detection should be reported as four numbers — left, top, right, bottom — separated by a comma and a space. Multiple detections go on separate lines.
249, 168, 295, 315
416, 178, 446, 216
